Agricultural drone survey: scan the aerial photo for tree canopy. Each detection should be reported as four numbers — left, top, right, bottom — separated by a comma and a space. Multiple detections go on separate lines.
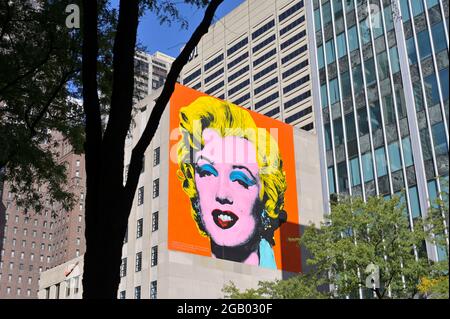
225, 192, 449, 299
0, 0, 84, 212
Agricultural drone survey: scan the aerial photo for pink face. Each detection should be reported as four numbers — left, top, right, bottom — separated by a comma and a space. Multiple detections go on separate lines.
194, 128, 261, 247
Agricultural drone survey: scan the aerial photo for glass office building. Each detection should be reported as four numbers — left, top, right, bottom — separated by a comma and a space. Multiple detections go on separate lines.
306, 0, 448, 261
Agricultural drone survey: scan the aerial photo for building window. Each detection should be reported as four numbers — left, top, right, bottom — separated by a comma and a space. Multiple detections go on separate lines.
279, 0, 303, 22
228, 52, 249, 69
153, 147, 160, 166
364, 58, 376, 86
152, 212, 159, 232
252, 19, 274, 40
375, 147, 388, 177
74, 276, 80, 294
134, 286, 141, 299
333, 118, 344, 146
417, 29, 432, 61
137, 218, 143, 238
253, 35, 276, 54
55, 283, 60, 299
141, 155, 145, 173
400, 137, 413, 168
227, 37, 248, 56
205, 67, 224, 83
431, 122, 448, 156
439, 69, 449, 101
229, 79, 250, 96
120, 258, 127, 277
336, 32, 346, 59
119, 291, 126, 299
150, 281, 157, 299
253, 48, 277, 68
388, 142, 402, 172
153, 179, 159, 198
255, 92, 279, 109
66, 279, 71, 297
135, 252, 142, 272
123, 226, 128, 244
431, 22, 447, 53
137, 186, 144, 206
204, 53, 224, 72
389, 47, 400, 74
151, 246, 158, 267
183, 68, 201, 85
229, 65, 249, 82
362, 152, 375, 183
337, 162, 349, 193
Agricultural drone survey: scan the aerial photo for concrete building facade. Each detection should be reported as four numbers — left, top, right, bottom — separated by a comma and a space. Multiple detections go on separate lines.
182, 0, 314, 130
39, 87, 325, 299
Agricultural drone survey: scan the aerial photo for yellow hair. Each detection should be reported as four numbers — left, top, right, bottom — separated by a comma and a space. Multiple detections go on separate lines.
176, 96, 287, 237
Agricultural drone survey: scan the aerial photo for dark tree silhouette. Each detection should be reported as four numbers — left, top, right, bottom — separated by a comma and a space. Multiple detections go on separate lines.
81, 0, 224, 298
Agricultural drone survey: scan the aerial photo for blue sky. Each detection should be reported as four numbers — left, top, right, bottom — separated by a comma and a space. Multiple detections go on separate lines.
110, 1, 245, 57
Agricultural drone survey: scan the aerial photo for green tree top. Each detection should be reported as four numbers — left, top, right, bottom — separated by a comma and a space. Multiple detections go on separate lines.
224, 193, 449, 299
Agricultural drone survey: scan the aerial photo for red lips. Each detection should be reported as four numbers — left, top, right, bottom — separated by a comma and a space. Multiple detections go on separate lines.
212, 209, 239, 229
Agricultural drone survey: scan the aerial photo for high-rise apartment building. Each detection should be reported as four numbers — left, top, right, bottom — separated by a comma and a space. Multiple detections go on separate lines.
306, 0, 448, 261
0, 134, 86, 299
134, 51, 175, 103
182, 0, 314, 130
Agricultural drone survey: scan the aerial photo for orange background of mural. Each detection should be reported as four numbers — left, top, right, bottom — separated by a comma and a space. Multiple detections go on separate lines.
168, 84, 301, 273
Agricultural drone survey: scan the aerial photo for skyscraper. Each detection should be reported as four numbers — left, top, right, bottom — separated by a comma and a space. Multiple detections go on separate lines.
306, 0, 448, 261
182, 0, 314, 130
0, 51, 173, 299
134, 51, 175, 104
0, 133, 86, 299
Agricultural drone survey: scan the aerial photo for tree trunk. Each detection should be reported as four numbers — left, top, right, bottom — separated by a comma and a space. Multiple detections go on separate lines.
80, 0, 224, 299
82, 183, 130, 298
